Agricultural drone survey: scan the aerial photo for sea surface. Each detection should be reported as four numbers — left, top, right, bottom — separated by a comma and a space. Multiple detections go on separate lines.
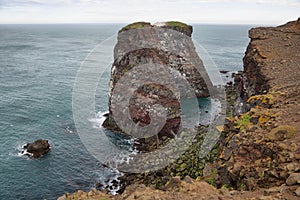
0, 24, 252, 200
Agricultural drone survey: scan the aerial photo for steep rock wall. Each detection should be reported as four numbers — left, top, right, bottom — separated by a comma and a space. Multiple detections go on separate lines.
103, 21, 212, 150
217, 18, 300, 190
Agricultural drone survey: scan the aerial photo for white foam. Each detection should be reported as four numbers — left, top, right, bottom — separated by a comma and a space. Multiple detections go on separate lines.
65, 126, 74, 134
16, 144, 33, 157
93, 110, 139, 194
97, 111, 109, 124
107, 169, 124, 195
96, 168, 124, 195
89, 111, 108, 129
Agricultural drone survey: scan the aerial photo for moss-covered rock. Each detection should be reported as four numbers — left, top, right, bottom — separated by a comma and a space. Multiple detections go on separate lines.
247, 94, 274, 108
162, 21, 193, 37
266, 125, 297, 141
119, 22, 152, 33
117, 125, 220, 190
119, 21, 193, 37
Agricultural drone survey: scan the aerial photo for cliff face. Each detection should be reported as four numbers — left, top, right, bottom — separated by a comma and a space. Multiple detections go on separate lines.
103, 22, 211, 150
238, 18, 300, 129
217, 18, 300, 191
239, 18, 300, 101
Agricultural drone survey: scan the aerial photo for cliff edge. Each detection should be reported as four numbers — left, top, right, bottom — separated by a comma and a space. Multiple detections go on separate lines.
216, 18, 300, 197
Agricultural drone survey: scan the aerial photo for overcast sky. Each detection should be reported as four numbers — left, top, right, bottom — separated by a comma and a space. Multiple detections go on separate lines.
0, 0, 299, 24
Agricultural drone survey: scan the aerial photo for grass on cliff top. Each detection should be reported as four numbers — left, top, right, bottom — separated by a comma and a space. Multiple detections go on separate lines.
120, 22, 151, 32
165, 21, 190, 28
119, 21, 190, 33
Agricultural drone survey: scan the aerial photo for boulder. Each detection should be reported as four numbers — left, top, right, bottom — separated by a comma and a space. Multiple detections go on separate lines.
295, 186, 300, 197
286, 173, 300, 186
266, 125, 297, 141
23, 139, 50, 158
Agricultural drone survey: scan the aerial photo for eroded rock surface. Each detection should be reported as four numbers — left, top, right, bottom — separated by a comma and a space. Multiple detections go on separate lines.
103, 21, 211, 151
216, 18, 300, 194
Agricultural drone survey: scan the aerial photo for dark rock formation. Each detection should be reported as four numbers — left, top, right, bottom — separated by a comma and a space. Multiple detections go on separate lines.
103, 21, 211, 151
238, 17, 300, 102
23, 139, 50, 158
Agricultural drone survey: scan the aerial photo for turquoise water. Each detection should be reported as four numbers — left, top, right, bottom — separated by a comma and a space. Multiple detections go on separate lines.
0, 24, 252, 200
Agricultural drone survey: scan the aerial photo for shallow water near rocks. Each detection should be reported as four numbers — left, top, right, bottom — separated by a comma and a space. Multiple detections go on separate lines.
0, 24, 251, 199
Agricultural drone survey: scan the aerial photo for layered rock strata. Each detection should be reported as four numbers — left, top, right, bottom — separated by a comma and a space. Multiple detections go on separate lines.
217, 18, 300, 192
103, 21, 212, 150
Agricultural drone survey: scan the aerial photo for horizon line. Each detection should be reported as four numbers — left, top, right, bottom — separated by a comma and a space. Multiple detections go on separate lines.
0, 22, 277, 26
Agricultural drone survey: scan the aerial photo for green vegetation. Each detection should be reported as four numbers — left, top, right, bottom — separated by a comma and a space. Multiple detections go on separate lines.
120, 22, 151, 32
259, 171, 265, 178
208, 146, 219, 162
239, 183, 246, 190
236, 114, 251, 126
166, 21, 190, 29
210, 168, 218, 176
205, 177, 215, 186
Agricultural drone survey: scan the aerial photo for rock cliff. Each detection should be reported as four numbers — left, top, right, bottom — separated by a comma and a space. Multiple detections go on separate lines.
216, 18, 300, 194
103, 21, 211, 150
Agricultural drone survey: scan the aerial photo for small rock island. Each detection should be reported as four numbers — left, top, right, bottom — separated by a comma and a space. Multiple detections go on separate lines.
22, 139, 50, 158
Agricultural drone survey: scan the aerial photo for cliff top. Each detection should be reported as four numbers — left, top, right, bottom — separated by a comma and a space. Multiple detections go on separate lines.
119, 21, 193, 36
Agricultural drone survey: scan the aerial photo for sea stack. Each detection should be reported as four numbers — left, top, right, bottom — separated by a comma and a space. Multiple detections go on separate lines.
103, 21, 212, 150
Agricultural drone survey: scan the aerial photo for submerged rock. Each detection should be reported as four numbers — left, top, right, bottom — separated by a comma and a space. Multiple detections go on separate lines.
23, 139, 50, 158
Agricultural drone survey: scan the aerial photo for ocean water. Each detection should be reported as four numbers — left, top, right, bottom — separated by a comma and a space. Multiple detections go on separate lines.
0, 24, 252, 200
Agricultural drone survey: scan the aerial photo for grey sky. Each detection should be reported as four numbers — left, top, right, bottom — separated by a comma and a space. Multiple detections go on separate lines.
0, 0, 299, 24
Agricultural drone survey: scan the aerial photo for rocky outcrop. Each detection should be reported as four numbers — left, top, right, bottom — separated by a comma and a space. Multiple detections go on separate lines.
238, 18, 300, 101
103, 21, 211, 150
23, 139, 50, 158
216, 18, 300, 193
